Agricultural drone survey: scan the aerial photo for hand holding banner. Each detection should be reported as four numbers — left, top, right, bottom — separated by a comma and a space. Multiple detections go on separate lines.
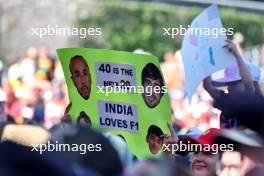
181, 5, 236, 103
57, 48, 171, 158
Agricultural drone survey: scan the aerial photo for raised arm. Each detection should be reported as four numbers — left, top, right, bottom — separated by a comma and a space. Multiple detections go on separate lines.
223, 40, 255, 95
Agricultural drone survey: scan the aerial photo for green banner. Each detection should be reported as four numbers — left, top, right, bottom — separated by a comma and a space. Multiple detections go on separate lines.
57, 48, 171, 158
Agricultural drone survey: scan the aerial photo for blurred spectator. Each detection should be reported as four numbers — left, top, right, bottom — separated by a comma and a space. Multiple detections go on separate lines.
260, 44, 264, 67
125, 158, 191, 176
215, 128, 264, 176
104, 132, 134, 170
37, 47, 54, 81
4, 85, 24, 123
0, 61, 6, 122
0, 141, 79, 176
160, 51, 184, 91
52, 125, 123, 176
20, 46, 38, 85
203, 40, 261, 129
218, 151, 243, 176
185, 128, 220, 176
32, 88, 45, 126
1, 46, 68, 128
0, 60, 4, 86
1, 124, 50, 146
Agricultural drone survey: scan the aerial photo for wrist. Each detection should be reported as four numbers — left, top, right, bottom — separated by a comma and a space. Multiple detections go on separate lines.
234, 51, 242, 60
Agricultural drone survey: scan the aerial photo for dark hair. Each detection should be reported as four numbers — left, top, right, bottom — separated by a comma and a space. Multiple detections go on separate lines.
117, 134, 126, 143
69, 55, 88, 74
141, 63, 164, 87
146, 125, 164, 141
63, 126, 123, 176
77, 111, 92, 127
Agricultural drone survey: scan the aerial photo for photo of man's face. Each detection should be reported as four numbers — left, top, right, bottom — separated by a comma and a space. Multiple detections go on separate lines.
142, 63, 164, 108
143, 78, 162, 108
146, 125, 164, 154
77, 111, 92, 128
70, 56, 91, 100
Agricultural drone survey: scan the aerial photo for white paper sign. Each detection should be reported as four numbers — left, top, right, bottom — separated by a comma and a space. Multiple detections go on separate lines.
98, 100, 138, 132
181, 4, 236, 103
95, 62, 136, 88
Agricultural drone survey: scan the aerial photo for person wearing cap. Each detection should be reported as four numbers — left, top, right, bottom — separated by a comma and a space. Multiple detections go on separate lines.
183, 128, 220, 176
214, 128, 264, 176
203, 40, 262, 129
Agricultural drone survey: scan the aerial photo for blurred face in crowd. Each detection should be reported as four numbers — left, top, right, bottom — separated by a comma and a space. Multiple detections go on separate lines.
70, 57, 91, 100
191, 151, 218, 176
239, 146, 259, 176
147, 133, 163, 154
26, 46, 38, 59
125, 160, 162, 176
218, 151, 242, 176
164, 52, 175, 62
143, 78, 162, 108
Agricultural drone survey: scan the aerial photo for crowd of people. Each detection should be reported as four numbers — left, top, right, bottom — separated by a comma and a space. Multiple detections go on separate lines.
0, 36, 263, 176
0, 46, 68, 128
